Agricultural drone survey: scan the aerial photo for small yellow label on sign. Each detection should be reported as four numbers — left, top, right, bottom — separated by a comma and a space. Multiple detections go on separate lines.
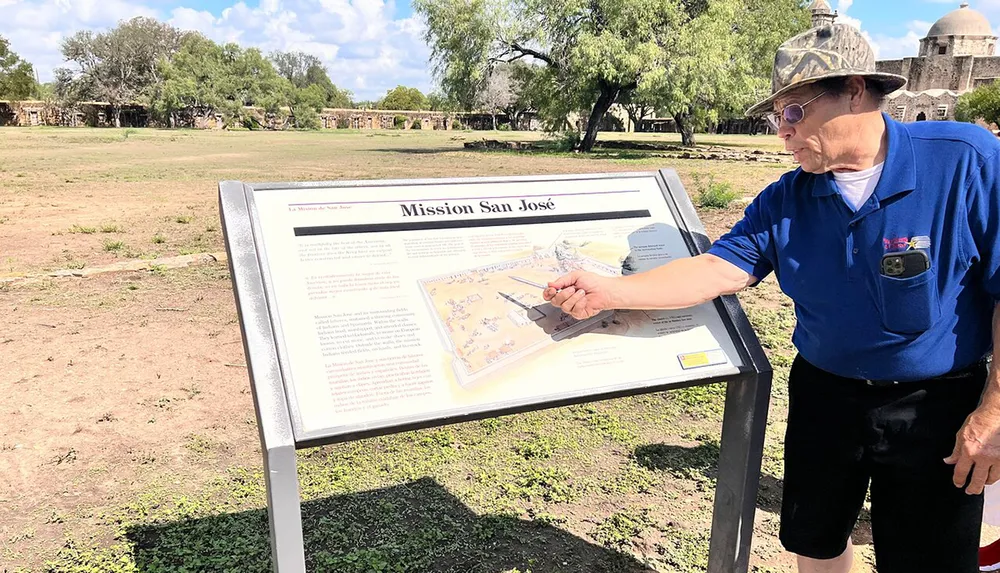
677, 349, 728, 370
679, 352, 711, 369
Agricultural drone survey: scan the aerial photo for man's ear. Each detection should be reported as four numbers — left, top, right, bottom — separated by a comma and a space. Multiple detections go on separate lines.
848, 76, 867, 111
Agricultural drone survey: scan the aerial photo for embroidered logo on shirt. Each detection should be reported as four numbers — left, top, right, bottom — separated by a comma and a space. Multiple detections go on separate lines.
883, 235, 931, 252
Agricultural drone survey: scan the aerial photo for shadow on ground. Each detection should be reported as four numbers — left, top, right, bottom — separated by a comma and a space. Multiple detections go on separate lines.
633, 442, 874, 546
369, 147, 463, 154
125, 477, 654, 573
369, 144, 706, 162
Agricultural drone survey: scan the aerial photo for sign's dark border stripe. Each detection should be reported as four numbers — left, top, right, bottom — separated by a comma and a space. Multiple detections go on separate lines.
293, 210, 652, 236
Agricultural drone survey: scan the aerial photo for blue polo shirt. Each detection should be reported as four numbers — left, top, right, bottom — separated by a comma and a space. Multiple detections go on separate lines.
708, 113, 1000, 381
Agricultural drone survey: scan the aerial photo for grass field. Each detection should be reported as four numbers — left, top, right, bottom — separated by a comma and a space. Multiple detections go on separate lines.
1, 126, 870, 573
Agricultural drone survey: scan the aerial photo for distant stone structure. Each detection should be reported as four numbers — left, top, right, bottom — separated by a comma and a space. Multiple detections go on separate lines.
810, 0, 837, 29
0, 100, 555, 132
0, 100, 149, 128
0, 101, 498, 131
873, 2, 1000, 122
317, 109, 454, 130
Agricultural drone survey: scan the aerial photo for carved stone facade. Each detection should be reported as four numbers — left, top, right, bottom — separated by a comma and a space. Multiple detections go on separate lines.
873, 2, 1000, 122
884, 89, 961, 123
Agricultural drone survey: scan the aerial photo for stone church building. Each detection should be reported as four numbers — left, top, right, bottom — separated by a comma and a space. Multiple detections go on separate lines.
811, 1, 999, 122
855, 1, 998, 122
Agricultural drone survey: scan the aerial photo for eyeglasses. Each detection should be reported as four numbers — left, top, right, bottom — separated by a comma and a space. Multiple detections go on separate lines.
765, 91, 827, 132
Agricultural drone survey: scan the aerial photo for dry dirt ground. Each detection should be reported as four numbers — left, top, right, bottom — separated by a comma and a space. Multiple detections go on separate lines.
0, 127, 985, 573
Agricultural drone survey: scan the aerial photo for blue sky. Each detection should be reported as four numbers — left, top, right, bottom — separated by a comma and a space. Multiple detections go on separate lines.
149, 0, 415, 20
2, 0, 998, 101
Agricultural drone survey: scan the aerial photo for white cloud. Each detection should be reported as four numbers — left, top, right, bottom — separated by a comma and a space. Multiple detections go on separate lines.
838, 13, 865, 30
830, 0, 884, 59
831, 1, 934, 60
0, 0, 156, 84
0, 0, 433, 101
870, 20, 934, 59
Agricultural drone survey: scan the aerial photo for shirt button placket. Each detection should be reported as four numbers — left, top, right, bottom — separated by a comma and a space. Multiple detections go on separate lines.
846, 221, 860, 279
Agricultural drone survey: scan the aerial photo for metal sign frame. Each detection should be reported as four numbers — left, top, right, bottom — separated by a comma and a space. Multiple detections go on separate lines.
219, 169, 772, 573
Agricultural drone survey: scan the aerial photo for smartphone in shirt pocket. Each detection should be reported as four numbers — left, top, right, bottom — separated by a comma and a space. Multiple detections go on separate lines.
881, 250, 931, 278
878, 250, 939, 334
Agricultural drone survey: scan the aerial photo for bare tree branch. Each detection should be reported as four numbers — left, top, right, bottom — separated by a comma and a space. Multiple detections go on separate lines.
509, 42, 555, 68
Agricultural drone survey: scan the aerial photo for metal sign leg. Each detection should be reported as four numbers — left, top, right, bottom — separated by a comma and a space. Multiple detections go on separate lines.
220, 182, 307, 573
707, 372, 773, 573
265, 444, 305, 573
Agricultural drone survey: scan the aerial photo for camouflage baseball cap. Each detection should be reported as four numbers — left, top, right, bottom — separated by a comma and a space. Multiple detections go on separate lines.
745, 23, 907, 117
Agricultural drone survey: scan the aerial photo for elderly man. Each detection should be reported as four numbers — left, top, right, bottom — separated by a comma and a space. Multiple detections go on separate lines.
544, 23, 1000, 573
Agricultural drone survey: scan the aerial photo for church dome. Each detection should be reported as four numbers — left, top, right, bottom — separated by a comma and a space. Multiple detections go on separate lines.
927, 3, 994, 37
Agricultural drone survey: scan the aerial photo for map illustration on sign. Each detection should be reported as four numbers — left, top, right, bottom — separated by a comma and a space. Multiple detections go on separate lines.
419, 241, 619, 385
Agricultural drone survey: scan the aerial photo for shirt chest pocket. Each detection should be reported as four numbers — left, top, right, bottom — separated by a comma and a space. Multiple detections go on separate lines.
877, 269, 941, 334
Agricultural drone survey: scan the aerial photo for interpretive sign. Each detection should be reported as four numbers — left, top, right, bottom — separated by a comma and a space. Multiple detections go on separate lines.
219, 170, 772, 573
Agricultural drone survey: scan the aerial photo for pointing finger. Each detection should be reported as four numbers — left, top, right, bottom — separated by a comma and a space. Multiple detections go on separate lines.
550, 286, 576, 307
548, 271, 581, 291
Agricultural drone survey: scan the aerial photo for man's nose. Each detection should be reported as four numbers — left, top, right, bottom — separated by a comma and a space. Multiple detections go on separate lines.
778, 122, 794, 140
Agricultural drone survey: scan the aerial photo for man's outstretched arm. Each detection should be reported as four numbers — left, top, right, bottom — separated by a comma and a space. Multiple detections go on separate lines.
542, 253, 757, 320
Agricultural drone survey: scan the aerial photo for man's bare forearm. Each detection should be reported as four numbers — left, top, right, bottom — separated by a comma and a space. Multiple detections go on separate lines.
980, 303, 1000, 411
609, 254, 754, 310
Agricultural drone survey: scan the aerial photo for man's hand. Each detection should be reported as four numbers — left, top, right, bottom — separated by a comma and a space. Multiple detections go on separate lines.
542, 271, 620, 320
945, 401, 1000, 494
540, 254, 753, 317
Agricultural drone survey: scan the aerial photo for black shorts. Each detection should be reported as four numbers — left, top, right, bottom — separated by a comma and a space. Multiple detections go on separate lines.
780, 355, 988, 572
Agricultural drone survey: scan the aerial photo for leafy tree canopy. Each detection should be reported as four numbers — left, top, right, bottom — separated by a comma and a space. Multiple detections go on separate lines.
0, 35, 37, 100
414, 0, 808, 149
956, 80, 1000, 129
269, 50, 353, 108
55, 17, 185, 126
378, 85, 429, 110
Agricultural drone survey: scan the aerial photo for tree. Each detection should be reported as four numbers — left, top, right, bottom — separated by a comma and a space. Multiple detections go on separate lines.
150, 33, 291, 129
288, 83, 327, 129
477, 65, 514, 129
378, 85, 428, 110
503, 63, 540, 130
55, 17, 184, 127
270, 50, 321, 88
473, 62, 537, 130
269, 50, 353, 108
650, 0, 809, 145
426, 90, 459, 111
618, 90, 656, 133
956, 80, 1000, 128
150, 33, 228, 126
0, 35, 37, 100
416, 0, 806, 150
415, 0, 687, 152
32, 82, 56, 102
